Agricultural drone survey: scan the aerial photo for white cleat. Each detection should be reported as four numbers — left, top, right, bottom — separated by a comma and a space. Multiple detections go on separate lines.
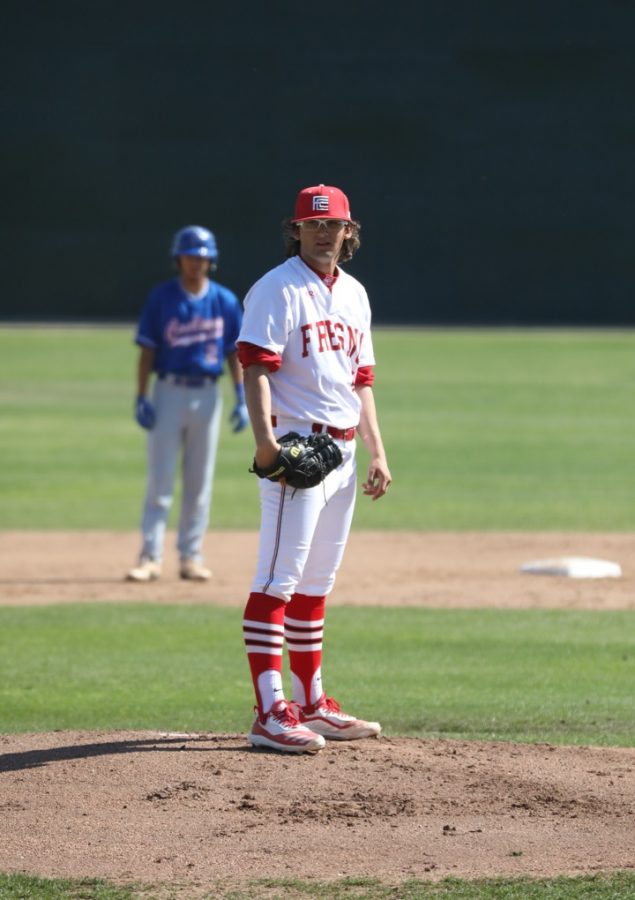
126, 557, 161, 582
179, 559, 212, 581
248, 699, 326, 754
298, 694, 381, 741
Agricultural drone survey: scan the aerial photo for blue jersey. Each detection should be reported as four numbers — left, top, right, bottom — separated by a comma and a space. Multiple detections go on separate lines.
135, 277, 242, 377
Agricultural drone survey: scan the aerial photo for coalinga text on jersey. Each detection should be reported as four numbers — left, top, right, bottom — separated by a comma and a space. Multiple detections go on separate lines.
300, 319, 364, 362
164, 315, 225, 347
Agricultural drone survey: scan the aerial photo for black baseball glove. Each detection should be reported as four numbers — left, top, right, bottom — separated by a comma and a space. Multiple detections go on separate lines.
250, 432, 343, 489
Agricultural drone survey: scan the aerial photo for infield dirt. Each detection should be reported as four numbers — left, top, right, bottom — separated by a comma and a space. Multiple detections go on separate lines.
1, 529, 633, 609
0, 530, 633, 895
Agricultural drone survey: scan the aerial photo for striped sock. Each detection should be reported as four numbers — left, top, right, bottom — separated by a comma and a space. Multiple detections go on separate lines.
284, 592, 326, 708
242, 591, 286, 716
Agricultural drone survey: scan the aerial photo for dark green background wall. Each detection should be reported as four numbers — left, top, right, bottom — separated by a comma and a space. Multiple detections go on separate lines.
2, 1, 633, 324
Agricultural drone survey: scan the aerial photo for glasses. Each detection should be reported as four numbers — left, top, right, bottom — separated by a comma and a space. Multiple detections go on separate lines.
297, 219, 349, 232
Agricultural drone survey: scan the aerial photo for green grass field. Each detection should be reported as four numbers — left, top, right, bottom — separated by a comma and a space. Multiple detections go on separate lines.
2, 872, 635, 900
0, 327, 633, 899
2, 872, 635, 899
0, 326, 633, 529
0, 604, 633, 744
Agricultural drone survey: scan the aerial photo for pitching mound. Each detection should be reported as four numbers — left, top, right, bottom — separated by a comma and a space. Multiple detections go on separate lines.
1, 729, 633, 894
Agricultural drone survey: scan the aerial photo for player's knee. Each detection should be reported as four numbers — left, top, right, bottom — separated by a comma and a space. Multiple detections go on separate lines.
149, 492, 173, 510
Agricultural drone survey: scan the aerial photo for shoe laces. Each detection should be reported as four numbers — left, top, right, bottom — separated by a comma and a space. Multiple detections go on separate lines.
304, 694, 341, 715
321, 695, 342, 713
270, 700, 301, 727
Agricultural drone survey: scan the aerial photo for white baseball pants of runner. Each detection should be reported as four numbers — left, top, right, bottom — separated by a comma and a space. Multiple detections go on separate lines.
139, 378, 222, 562
252, 437, 357, 602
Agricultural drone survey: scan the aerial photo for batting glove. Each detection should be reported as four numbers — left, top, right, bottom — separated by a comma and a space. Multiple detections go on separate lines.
135, 395, 156, 430
230, 403, 249, 432
230, 383, 249, 433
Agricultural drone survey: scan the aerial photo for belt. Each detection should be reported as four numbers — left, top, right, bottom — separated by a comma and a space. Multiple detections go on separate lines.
158, 373, 218, 388
270, 415, 355, 442
312, 423, 357, 442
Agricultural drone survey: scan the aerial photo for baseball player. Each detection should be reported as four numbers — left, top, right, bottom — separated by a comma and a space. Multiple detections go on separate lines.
237, 184, 392, 753
127, 225, 247, 582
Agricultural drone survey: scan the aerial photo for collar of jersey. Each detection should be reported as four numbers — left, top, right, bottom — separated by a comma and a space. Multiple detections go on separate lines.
298, 257, 340, 289
180, 277, 210, 301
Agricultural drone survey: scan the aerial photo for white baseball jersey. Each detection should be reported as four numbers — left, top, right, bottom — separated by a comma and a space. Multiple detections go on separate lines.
238, 256, 375, 429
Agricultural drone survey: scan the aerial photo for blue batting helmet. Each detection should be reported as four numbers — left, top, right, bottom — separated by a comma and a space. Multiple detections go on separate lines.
171, 225, 218, 259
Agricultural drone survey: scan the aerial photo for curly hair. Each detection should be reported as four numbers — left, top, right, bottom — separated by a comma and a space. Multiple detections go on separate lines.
281, 218, 362, 264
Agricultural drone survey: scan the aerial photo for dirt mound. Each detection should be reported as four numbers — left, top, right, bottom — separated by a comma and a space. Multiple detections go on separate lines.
1, 730, 633, 894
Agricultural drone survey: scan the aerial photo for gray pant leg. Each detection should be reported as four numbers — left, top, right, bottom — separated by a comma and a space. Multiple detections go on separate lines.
140, 381, 184, 561
177, 384, 222, 561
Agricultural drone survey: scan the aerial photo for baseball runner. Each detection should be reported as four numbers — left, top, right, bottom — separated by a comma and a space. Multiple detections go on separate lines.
237, 184, 392, 753
127, 225, 247, 583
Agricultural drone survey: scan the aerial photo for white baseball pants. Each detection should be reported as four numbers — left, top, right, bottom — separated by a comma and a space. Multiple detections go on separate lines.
251, 439, 357, 601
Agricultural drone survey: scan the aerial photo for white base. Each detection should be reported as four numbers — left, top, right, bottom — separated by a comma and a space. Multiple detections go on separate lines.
520, 556, 622, 579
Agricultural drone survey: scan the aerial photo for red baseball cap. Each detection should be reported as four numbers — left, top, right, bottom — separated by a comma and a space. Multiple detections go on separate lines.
291, 184, 352, 222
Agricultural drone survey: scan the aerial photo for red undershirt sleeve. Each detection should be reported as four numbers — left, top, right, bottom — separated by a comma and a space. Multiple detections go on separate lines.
355, 365, 375, 387
237, 341, 283, 373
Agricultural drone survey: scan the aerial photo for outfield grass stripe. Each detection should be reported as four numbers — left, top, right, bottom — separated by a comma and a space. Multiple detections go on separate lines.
1, 327, 634, 530
1, 604, 632, 746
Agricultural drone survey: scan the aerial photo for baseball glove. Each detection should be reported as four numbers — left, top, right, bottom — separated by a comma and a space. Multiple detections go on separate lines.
250, 431, 343, 489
